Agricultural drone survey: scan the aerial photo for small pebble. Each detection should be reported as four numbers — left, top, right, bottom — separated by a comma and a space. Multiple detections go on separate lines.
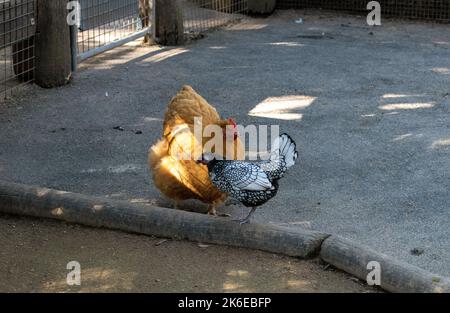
410, 248, 424, 256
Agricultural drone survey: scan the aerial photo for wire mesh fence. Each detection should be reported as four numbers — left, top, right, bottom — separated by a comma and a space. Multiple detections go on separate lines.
77, 0, 152, 60
277, 0, 450, 22
0, 0, 36, 100
181, 0, 248, 35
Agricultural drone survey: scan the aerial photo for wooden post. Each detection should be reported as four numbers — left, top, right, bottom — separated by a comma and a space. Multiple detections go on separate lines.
35, 0, 72, 88
154, 0, 184, 46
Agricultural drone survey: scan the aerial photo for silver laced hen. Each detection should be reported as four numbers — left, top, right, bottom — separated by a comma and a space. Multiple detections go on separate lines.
200, 133, 298, 224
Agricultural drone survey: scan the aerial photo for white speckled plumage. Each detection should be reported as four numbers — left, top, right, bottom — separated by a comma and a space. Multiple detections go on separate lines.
204, 134, 298, 211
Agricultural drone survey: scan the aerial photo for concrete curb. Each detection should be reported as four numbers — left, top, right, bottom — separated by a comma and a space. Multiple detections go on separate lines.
0, 180, 449, 293
320, 236, 450, 293
0, 180, 327, 259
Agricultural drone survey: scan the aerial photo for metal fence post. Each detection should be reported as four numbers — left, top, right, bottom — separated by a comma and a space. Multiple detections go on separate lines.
151, 0, 157, 42
154, 0, 184, 45
35, 0, 72, 88
70, 25, 78, 73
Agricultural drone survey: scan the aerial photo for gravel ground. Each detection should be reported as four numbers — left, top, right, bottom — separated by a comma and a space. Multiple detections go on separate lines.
0, 10, 449, 276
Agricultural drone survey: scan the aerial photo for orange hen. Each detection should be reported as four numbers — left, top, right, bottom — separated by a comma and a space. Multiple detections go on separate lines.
148, 85, 244, 214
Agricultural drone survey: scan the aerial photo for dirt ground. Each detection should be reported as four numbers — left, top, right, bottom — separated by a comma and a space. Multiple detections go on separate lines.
0, 213, 379, 293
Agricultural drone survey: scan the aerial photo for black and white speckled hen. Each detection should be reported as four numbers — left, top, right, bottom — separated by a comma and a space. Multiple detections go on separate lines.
199, 133, 298, 224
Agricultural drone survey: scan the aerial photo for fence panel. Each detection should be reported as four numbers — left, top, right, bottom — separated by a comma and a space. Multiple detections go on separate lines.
77, 0, 152, 61
277, 0, 450, 22
181, 0, 248, 35
0, 0, 36, 100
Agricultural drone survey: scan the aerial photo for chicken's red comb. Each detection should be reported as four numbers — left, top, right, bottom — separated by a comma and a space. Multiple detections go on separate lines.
228, 118, 237, 128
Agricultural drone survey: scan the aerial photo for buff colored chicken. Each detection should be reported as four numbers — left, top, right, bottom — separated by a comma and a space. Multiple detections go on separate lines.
148, 85, 244, 215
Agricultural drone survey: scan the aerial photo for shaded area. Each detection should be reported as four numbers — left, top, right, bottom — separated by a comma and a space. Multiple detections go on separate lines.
0, 213, 379, 292
277, 0, 450, 22
181, 0, 248, 34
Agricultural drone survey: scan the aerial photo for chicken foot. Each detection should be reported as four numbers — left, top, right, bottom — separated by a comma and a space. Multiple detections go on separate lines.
207, 204, 217, 216
207, 204, 231, 217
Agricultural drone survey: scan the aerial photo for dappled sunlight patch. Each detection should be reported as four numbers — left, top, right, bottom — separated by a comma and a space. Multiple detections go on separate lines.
267, 42, 304, 47
227, 270, 250, 277
430, 139, 450, 149
393, 133, 413, 141
228, 21, 267, 31
130, 198, 152, 204
432, 67, 450, 75
222, 282, 247, 291
209, 46, 227, 50
379, 94, 435, 112
379, 102, 434, 110
287, 279, 310, 288
138, 48, 189, 64
222, 269, 252, 292
80, 43, 161, 70
249, 95, 316, 120
42, 267, 137, 292
144, 117, 164, 123
382, 94, 424, 99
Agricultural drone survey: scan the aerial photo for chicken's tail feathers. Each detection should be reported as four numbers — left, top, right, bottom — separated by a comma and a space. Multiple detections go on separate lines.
280, 133, 298, 168
271, 133, 298, 169
148, 138, 169, 169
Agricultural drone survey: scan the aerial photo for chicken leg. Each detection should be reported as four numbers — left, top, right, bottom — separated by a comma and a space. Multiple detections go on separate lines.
236, 207, 257, 225
207, 204, 217, 216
